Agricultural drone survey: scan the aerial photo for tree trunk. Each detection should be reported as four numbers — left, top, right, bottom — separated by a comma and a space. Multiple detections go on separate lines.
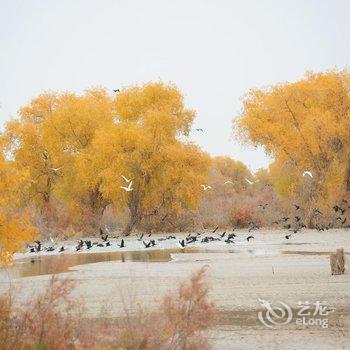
122, 212, 142, 236
346, 158, 350, 192
123, 201, 142, 236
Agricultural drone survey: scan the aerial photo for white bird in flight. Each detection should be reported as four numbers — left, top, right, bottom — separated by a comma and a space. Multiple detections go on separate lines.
302, 171, 313, 178
245, 178, 258, 185
121, 175, 131, 183
201, 184, 212, 191
121, 181, 133, 192
49, 167, 63, 173
224, 180, 233, 185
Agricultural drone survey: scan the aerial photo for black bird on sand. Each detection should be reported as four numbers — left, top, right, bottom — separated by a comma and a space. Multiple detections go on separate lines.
76, 240, 84, 251
143, 241, 152, 248
285, 234, 292, 239
179, 239, 186, 248
118, 239, 125, 248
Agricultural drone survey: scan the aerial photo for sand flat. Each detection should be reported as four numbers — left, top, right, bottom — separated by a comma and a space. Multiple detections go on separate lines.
1, 229, 350, 349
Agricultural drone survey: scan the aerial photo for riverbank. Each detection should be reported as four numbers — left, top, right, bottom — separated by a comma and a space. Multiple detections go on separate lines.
1, 229, 350, 349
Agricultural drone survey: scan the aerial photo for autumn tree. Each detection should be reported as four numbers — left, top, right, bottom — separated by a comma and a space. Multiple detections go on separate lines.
236, 70, 350, 224
0, 138, 36, 263
5, 89, 114, 230
212, 156, 251, 193
81, 82, 211, 235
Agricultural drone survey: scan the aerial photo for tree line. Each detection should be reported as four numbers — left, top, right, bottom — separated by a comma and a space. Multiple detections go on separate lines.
1, 70, 350, 259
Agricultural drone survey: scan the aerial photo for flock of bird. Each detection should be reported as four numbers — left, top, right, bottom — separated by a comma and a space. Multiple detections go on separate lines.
27, 127, 348, 256
27, 226, 252, 254
27, 197, 350, 254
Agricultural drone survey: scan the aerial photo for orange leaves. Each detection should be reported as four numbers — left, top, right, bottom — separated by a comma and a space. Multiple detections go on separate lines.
2, 82, 210, 237
0, 151, 36, 263
114, 82, 195, 136
236, 70, 350, 209
86, 83, 210, 233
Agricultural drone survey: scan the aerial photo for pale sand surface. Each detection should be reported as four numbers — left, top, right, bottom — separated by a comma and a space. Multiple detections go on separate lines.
1, 229, 350, 349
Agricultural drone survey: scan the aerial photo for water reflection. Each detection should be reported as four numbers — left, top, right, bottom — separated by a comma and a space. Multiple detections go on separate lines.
1, 244, 333, 279
6, 249, 187, 279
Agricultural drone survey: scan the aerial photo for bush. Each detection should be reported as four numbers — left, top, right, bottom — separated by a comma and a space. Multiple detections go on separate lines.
0, 268, 215, 349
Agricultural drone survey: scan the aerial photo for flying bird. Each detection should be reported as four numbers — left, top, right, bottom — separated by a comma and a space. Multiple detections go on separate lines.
201, 185, 212, 191
245, 178, 257, 185
246, 235, 254, 242
49, 167, 63, 174
302, 171, 313, 178
121, 175, 131, 183
113, 89, 120, 93
224, 180, 234, 185
143, 241, 152, 248
194, 128, 203, 132
121, 181, 133, 192
137, 233, 144, 241
179, 239, 186, 248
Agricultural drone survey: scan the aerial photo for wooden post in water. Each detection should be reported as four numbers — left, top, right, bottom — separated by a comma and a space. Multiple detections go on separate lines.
330, 248, 345, 275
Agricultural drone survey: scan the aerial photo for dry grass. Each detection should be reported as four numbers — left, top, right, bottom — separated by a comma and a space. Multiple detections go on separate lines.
0, 267, 215, 349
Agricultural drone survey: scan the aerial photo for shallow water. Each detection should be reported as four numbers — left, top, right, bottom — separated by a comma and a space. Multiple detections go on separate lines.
2, 241, 345, 279
2, 247, 247, 278
3, 248, 186, 278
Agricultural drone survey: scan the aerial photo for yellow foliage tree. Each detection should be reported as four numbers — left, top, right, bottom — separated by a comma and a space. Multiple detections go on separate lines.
236, 70, 350, 222
0, 139, 36, 263
80, 82, 211, 235
4, 83, 210, 236
5, 89, 114, 229
212, 156, 251, 193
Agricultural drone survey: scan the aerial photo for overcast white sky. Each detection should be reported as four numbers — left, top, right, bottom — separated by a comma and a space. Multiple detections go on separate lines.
1, 0, 349, 171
